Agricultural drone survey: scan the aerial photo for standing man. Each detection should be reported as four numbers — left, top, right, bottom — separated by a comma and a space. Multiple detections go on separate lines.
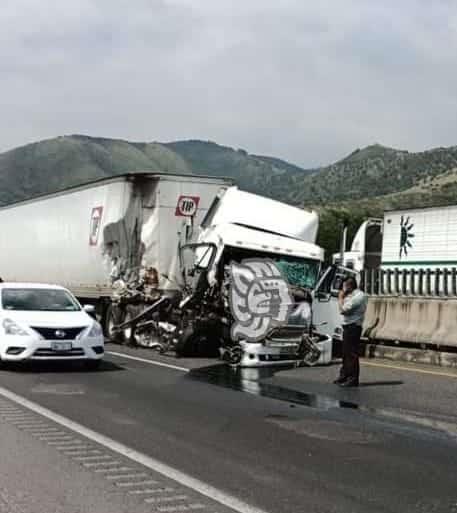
334, 276, 367, 387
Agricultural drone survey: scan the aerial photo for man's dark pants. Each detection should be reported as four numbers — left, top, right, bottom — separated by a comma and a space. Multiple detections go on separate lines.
339, 323, 362, 383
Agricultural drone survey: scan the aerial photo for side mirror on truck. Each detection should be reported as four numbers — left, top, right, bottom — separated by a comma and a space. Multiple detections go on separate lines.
315, 291, 331, 302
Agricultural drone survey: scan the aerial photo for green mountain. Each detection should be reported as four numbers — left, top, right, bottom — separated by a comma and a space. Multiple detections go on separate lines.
164, 140, 313, 198
293, 144, 457, 206
0, 135, 191, 205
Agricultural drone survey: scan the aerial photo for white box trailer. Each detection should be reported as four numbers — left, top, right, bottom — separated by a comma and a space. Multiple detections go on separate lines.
334, 205, 457, 272
381, 206, 457, 270
0, 172, 231, 308
334, 205, 457, 295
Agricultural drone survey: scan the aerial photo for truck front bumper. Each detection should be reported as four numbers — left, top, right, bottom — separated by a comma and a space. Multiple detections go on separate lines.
221, 336, 333, 368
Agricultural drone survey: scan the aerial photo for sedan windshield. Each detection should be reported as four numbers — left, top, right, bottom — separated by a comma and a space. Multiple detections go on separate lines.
1, 288, 81, 312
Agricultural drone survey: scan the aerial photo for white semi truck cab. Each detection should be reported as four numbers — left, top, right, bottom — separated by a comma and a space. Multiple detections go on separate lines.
189, 186, 336, 366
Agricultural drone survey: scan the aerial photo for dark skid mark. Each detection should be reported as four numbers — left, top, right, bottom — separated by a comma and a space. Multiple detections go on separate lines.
188, 364, 359, 410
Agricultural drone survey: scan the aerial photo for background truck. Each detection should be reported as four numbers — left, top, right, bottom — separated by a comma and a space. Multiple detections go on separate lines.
0, 172, 232, 331
334, 204, 457, 295
332, 218, 383, 272
335, 205, 457, 273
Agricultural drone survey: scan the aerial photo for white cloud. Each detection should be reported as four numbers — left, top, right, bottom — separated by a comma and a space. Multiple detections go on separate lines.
1, 0, 456, 166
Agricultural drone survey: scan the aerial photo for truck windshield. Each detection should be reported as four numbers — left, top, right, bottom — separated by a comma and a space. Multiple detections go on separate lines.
223, 246, 320, 289
1, 288, 81, 312
274, 257, 320, 289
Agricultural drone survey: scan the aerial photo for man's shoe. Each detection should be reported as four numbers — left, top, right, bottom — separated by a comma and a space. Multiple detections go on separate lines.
338, 378, 359, 388
333, 377, 346, 384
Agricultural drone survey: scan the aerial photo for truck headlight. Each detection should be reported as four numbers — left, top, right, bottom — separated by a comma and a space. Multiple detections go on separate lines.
2, 319, 29, 336
87, 322, 103, 338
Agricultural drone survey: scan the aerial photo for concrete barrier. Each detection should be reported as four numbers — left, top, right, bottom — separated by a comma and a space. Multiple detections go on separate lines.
431, 300, 457, 347
363, 297, 457, 348
371, 298, 409, 342
403, 299, 440, 345
362, 297, 387, 339
362, 343, 457, 368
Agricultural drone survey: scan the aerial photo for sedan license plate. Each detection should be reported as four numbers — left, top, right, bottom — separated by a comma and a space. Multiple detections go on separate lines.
51, 341, 72, 352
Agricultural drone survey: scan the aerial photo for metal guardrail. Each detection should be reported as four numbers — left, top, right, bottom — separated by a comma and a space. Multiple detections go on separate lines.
361, 267, 457, 297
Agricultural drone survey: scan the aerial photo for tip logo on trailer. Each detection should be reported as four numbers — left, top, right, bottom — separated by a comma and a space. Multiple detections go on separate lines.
175, 195, 200, 217
89, 206, 104, 246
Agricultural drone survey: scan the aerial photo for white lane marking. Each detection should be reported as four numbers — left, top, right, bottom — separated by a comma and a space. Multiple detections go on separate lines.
145, 495, 189, 504
31, 430, 62, 435
56, 438, 91, 451
65, 450, 102, 456
0, 386, 268, 513
106, 351, 189, 373
106, 473, 149, 481
14, 422, 49, 428
74, 455, 112, 462
34, 431, 67, 436
94, 467, 134, 474
83, 460, 121, 468
38, 435, 74, 441
48, 440, 80, 446
362, 360, 457, 379
129, 487, 175, 495
158, 504, 206, 512
115, 479, 159, 487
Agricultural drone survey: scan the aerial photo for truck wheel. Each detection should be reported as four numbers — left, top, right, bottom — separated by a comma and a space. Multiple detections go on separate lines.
105, 304, 124, 343
122, 311, 134, 343
175, 326, 196, 357
176, 327, 221, 357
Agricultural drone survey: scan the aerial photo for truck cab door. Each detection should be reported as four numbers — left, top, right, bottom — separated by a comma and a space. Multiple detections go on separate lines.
312, 265, 358, 340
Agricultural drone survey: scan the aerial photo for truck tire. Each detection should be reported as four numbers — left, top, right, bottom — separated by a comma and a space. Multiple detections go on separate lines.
175, 326, 221, 357
175, 326, 197, 357
122, 310, 134, 344
104, 304, 124, 343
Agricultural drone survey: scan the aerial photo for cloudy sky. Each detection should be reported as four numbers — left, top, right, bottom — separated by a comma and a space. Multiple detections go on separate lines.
1, 0, 456, 167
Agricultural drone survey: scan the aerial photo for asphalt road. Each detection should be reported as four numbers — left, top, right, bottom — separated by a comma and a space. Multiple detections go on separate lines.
0, 347, 456, 513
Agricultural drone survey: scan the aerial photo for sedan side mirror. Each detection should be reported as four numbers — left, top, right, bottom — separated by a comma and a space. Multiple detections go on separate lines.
83, 304, 96, 314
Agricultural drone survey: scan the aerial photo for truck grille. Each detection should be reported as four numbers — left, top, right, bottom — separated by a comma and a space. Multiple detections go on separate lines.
266, 326, 305, 346
30, 326, 87, 340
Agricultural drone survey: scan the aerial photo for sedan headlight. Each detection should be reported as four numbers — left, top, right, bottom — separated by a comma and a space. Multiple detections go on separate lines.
2, 319, 29, 336
87, 321, 103, 338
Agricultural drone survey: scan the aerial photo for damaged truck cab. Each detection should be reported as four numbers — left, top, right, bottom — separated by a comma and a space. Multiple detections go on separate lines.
180, 186, 334, 366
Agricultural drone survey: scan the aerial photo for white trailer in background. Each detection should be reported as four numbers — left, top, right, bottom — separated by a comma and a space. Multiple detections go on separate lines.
0, 173, 232, 326
381, 206, 457, 270
333, 205, 457, 296
335, 206, 457, 273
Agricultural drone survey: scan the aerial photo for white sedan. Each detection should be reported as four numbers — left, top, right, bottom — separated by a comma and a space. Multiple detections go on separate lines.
0, 283, 104, 369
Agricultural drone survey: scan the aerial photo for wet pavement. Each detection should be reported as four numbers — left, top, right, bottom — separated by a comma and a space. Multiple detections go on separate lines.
188, 362, 457, 440
1, 349, 457, 513
189, 364, 360, 410
105, 342, 457, 439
